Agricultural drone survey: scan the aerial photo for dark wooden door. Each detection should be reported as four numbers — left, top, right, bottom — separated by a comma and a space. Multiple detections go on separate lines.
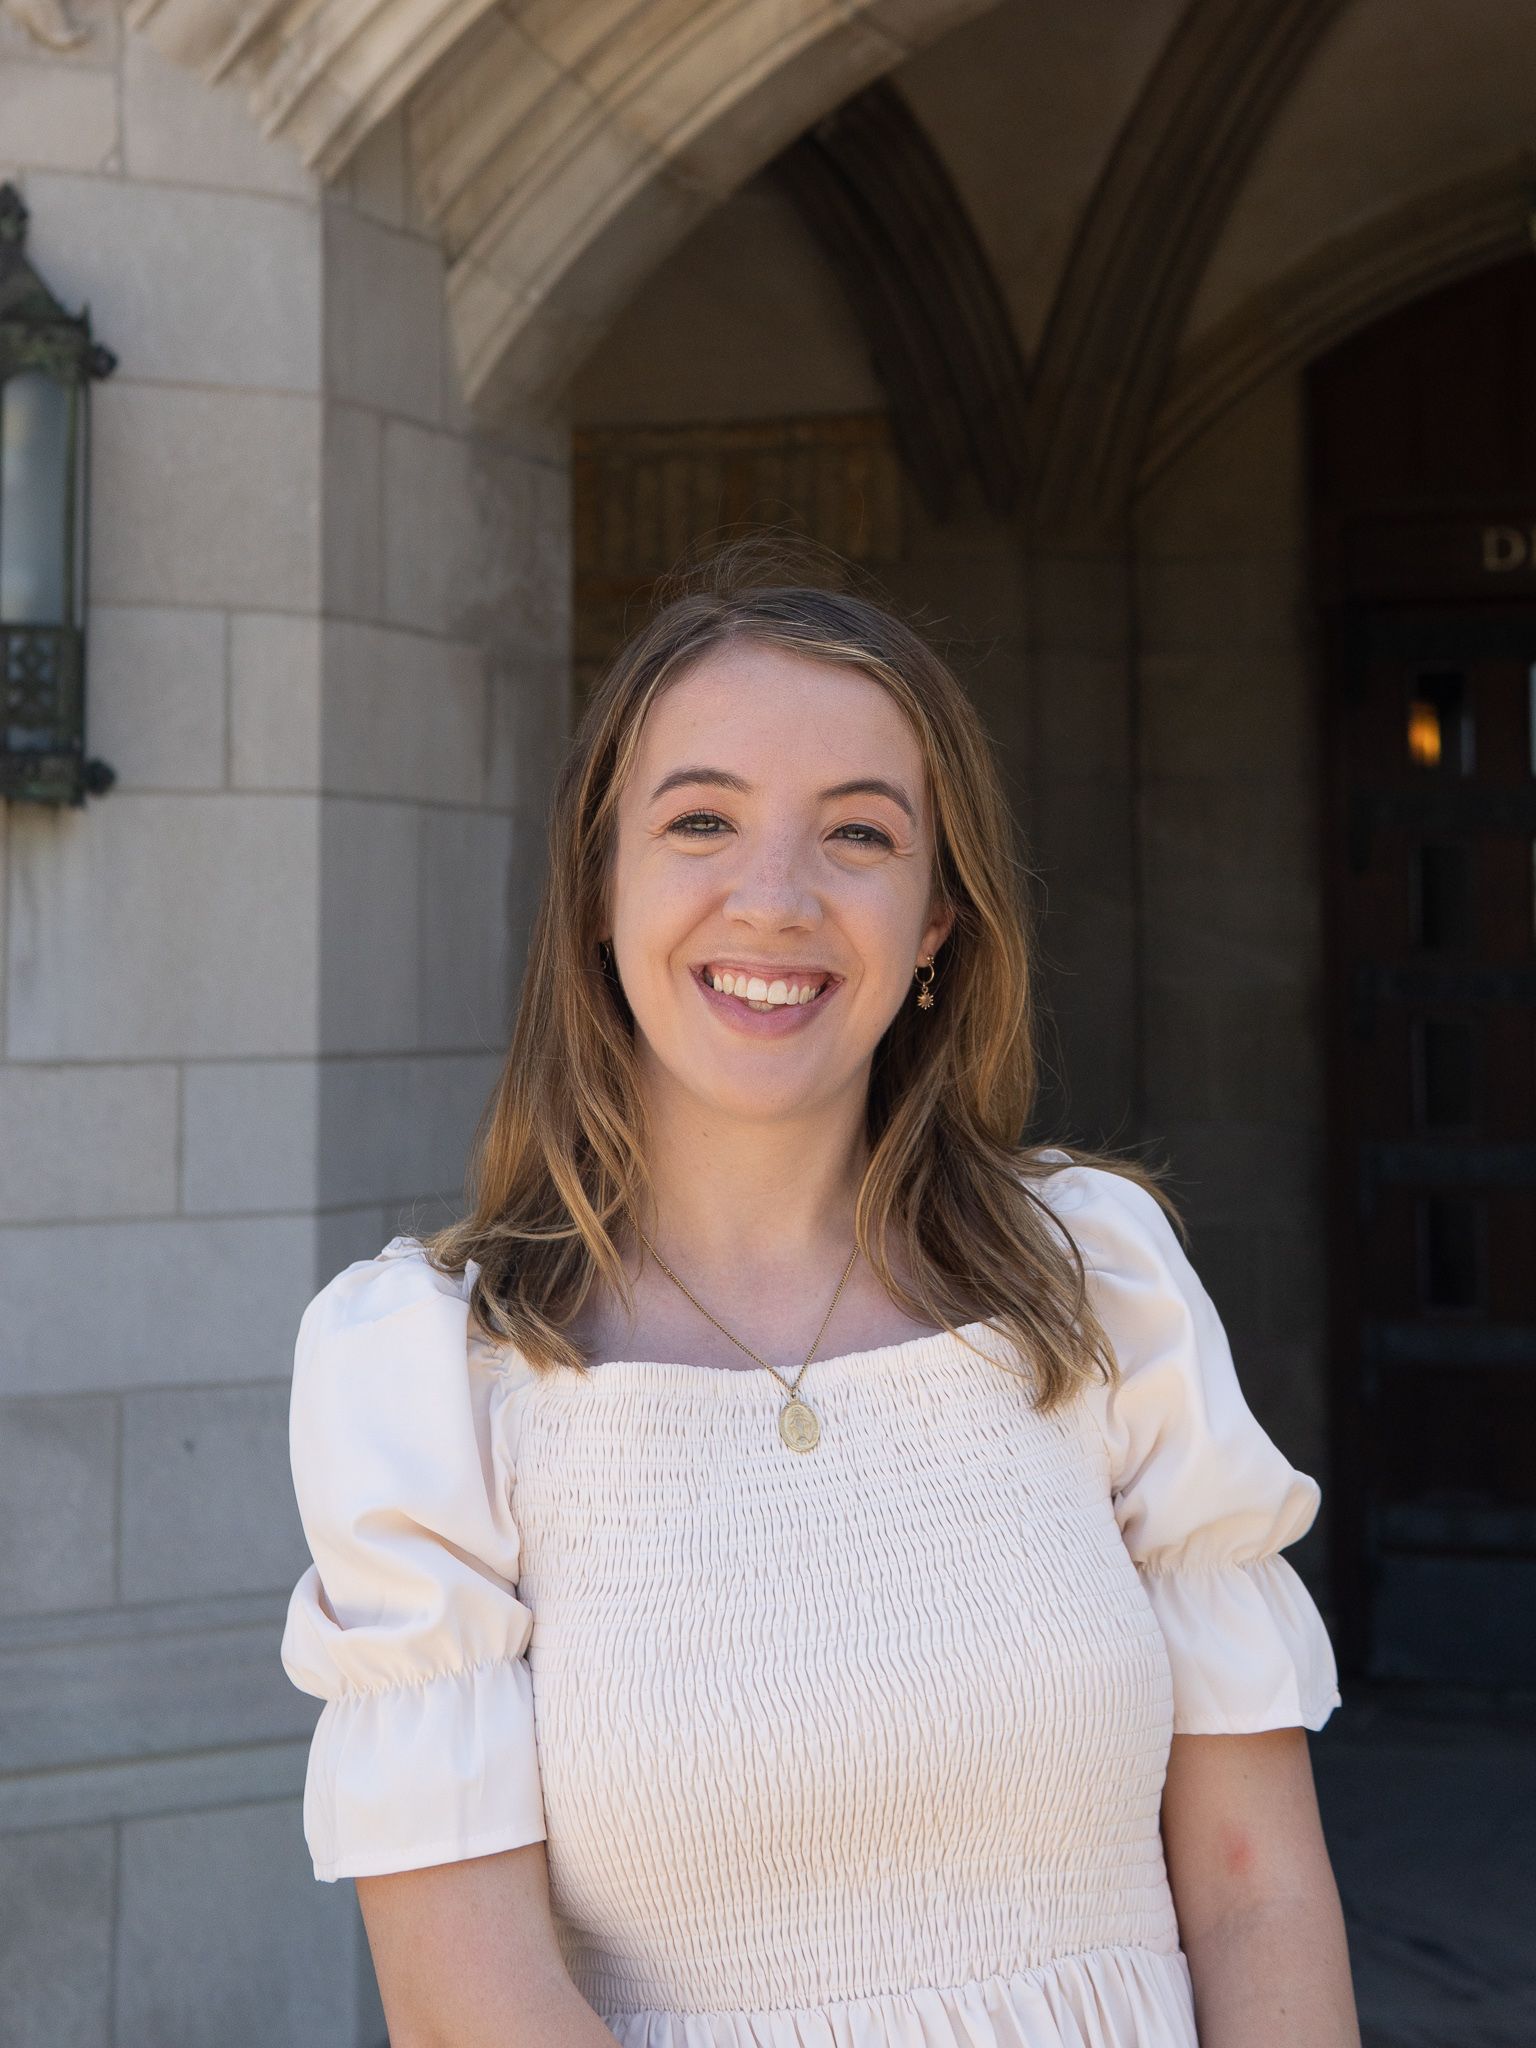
1323, 607, 1536, 1684
1310, 255, 1536, 1687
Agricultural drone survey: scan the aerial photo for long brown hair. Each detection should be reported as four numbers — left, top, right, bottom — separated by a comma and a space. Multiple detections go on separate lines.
421, 543, 1183, 1413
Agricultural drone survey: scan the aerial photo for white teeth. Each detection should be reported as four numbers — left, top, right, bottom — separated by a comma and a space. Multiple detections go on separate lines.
707, 969, 826, 1007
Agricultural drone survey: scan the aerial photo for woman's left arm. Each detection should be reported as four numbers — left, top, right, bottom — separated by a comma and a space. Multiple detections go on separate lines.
1162, 1728, 1360, 2047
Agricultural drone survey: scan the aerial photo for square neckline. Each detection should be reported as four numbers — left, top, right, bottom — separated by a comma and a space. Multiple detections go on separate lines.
377, 1235, 1010, 1386
572, 1318, 1003, 1384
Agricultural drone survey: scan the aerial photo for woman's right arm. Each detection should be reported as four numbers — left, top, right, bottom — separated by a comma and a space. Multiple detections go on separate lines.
279, 1249, 595, 2039
356, 1842, 616, 2048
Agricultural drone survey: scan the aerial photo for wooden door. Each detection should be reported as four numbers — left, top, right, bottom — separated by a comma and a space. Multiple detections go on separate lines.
1323, 607, 1536, 1683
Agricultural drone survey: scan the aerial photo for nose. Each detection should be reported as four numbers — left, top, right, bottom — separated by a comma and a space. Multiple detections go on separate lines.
720, 828, 822, 932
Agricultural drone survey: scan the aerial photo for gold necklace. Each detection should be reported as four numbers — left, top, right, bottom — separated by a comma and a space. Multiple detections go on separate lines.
635, 1229, 860, 1452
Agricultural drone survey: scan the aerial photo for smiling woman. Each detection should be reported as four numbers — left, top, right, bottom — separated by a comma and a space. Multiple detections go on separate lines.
602, 635, 956, 1097
421, 542, 1122, 1401
279, 539, 1357, 2048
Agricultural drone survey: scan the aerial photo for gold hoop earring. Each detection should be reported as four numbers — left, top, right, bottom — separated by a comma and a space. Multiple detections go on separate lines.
913, 956, 936, 1009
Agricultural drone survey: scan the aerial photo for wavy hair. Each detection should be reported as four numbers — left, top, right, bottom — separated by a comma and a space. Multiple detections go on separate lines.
421, 541, 1183, 1413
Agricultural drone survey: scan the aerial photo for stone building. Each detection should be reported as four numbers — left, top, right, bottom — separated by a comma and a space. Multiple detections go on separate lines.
1, 0, 1532, 2041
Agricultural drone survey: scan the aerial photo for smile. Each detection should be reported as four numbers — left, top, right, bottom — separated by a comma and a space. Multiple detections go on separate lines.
701, 965, 832, 1008
691, 965, 841, 1034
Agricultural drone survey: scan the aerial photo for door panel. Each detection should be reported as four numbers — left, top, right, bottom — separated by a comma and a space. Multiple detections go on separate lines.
1326, 609, 1536, 1685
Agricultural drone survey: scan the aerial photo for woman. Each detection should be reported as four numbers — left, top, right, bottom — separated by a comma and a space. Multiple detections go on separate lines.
280, 552, 1359, 2047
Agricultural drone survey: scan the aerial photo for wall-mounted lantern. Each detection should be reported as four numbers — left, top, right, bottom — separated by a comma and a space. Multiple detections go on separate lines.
0, 181, 116, 806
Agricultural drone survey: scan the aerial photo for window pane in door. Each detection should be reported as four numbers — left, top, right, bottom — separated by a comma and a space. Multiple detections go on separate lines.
1417, 1194, 1482, 1311
1412, 1015, 1476, 1127
1413, 843, 1472, 949
1408, 672, 1474, 773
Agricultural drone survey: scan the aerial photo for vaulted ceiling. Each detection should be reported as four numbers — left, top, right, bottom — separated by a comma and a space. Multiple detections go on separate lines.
125, 0, 1536, 531
126, 0, 997, 412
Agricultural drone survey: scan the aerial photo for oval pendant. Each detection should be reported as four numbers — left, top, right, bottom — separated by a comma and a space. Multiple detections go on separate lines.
778, 1398, 821, 1452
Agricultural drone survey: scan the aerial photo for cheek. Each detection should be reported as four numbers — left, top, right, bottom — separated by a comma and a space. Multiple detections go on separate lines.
615, 873, 716, 1000
848, 887, 923, 964
616, 852, 702, 930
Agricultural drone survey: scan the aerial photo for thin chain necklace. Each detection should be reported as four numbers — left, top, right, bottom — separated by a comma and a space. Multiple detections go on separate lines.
635, 1228, 860, 1452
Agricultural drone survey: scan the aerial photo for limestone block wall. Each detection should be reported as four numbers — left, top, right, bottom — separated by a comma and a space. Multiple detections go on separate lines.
0, 21, 569, 2041
312, 112, 571, 1287
1131, 371, 1332, 1528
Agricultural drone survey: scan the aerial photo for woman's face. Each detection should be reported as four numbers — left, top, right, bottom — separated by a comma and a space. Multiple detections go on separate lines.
604, 638, 955, 1125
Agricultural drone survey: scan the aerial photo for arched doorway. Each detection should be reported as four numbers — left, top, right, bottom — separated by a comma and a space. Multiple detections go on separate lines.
1310, 254, 1536, 1688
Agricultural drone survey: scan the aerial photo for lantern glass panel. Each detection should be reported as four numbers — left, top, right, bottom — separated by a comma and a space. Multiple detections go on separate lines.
0, 369, 71, 626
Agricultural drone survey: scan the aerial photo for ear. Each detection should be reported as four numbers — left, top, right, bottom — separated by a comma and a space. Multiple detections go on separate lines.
921, 899, 957, 959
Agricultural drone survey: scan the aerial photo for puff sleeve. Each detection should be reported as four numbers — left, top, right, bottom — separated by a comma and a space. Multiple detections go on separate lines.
1047, 1160, 1342, 1735
279, 1237, 546, 1881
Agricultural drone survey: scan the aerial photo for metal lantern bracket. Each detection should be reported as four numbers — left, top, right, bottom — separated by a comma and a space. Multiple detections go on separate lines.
0, 180, 117, 806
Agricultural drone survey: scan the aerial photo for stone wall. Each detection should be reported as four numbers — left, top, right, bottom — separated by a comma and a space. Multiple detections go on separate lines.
1132, 370, 1331, 1541
0, 20, 569, 2040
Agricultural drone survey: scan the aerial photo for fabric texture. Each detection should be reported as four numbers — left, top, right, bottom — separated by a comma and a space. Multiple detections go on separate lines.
280, 1153, 1340, 2045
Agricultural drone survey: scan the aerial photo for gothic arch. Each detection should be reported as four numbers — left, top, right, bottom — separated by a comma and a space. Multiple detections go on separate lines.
1028, 0, 1348, 540
770, 79, 1029, 521
1140, 162, 1536, 487
427, 0, 1004, 415
127, 0, 999, 416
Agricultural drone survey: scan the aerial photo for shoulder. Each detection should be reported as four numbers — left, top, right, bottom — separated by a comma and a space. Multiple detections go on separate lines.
1015, 1147, 1180, 1258
284, 1242, 538, 1628
298, 1234, 467, 1336
294, 1236, 532, 1399
1015, 1152, 1207, 1389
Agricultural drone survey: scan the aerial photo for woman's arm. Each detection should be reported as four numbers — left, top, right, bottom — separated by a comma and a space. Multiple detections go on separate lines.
1161, 1728, 1359, 2047
356, 1840, 617, 2048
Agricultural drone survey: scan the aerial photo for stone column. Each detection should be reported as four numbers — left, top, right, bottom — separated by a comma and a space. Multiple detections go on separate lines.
0, 32, 570, 2039
1021, 540, 1142, 1154
1131, 371, 1331, 1542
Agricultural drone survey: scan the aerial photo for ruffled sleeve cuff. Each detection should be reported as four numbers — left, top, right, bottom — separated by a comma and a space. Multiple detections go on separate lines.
279, 1241, 549, 1884
1141, 1551, 1342, 1735
303, 1655, 546, 1882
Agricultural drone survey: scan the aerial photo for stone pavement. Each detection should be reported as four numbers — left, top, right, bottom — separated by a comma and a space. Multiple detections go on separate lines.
1309, 1685, 1536, 2047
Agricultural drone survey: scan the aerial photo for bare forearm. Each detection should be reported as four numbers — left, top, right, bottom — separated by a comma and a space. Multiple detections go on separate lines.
510, 1979, 620, 2048
389, 1972, 616, 2048
1183, 1887, 1360, 2048
358, 1844, 616, 2048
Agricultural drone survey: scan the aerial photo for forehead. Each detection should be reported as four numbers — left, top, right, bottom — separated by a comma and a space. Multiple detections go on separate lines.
629, 639, 925, 777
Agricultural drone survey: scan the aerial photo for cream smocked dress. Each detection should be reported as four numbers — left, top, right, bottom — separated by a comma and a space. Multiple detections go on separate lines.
280, 1153, 1342, 2047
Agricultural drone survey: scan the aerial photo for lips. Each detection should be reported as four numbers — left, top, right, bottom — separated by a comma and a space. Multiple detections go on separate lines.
691, 964, 841, 1030
695, 965, 836, 1005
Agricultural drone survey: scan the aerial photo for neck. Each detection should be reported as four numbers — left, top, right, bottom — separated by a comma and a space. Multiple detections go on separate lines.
629, 1062, 871, 1291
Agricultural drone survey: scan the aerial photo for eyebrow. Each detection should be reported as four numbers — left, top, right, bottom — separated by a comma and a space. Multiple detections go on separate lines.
648, 766, 917, 827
